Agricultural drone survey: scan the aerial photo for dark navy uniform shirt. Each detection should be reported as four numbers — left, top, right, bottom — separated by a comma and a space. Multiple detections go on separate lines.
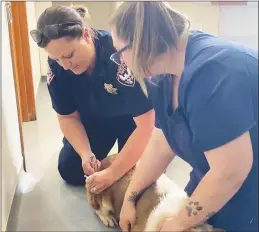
47, 30, 153, 128
148, 31, 258, 230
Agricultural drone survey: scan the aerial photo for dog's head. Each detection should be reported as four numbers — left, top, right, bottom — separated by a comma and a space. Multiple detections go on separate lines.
86, 154, 118, 210
85, 154, 124, 228
86, 154, 135, 223
86, 189, 101, 210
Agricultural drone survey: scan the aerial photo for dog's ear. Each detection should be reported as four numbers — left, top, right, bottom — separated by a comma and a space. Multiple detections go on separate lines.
100, 154, 118, 170
86, 189, 100, 210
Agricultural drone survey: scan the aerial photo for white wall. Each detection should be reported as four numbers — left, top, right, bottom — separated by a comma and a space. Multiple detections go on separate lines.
52, 1, 116, 30
35, 2, 52, 77
2, 3, 23, 230
116, 2, 220, 36
218, 3, 258, 50
169, 2, 219, 35
26, 2, 42, 96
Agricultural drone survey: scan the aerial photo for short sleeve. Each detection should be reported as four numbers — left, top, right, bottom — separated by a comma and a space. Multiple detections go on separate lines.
186, 64, 256, 152
47, 59, 77, 115
124, 81, 153, 117
116, 63, 153, 117
146, 76, 167, 129
155, 116, 161, 128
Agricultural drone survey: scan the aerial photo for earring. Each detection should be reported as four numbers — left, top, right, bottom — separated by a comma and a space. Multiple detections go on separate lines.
83, 29, 90, 42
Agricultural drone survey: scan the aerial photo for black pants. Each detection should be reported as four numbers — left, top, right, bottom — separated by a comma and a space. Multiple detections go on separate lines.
58, 116, 136, 186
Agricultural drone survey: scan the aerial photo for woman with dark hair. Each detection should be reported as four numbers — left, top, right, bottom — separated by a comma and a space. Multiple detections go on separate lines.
30, 5, 154, 194
110, 2, 258, 232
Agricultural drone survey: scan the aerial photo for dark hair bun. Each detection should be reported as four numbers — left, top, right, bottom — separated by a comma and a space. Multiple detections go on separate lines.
71, 4, 90, 20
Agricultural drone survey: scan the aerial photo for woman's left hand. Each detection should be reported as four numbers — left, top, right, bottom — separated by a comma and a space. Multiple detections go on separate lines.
85, 168, 116, 194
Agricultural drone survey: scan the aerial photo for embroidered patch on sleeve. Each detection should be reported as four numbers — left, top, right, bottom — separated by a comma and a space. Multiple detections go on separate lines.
47, 66, 55, 85
116, 62, 135, 87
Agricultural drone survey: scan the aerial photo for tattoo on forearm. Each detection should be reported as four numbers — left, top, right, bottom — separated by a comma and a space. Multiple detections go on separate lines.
127, 183, 156, 203
185, 200, 216, 229
127, 191, 138, 202
185, 201, 203, 217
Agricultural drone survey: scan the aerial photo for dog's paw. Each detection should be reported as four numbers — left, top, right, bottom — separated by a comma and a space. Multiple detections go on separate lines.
101, 215, 118, 228
188, 223, 224, 232
95, 210, 119, 228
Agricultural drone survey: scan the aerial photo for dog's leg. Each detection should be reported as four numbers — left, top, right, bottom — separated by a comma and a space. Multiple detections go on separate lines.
188, 224, 225, 232
95, 210, 118, 228
144, 183, 188, 231
95, 194, 119, 228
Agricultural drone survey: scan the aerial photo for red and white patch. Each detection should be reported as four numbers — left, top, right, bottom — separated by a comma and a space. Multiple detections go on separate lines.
47, 66, 55, 85
116, 62, 135, 87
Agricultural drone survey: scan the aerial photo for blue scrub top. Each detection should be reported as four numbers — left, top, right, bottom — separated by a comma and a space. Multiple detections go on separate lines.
147, 31, 258, 231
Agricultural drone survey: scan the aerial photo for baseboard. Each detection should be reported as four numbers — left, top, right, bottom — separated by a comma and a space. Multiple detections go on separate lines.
5, 166, 23, 232
6, 185, 23, 232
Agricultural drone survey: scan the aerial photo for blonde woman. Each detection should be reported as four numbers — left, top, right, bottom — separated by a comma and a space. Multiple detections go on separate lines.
109, 2, 258, 232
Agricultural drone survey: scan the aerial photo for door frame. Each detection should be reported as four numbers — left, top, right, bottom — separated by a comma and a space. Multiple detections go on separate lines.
5, 1, 38, 170
8, 1, 36, 123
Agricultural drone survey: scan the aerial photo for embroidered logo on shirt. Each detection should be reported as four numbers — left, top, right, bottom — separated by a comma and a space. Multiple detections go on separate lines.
47, 66, 55, 85
116, 62, 135, 87
104, 83, 118, 95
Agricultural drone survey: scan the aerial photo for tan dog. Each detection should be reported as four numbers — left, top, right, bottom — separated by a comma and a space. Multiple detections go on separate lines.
86, 154, 224, 231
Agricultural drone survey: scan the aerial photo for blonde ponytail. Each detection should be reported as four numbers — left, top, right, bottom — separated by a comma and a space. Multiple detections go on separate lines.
110, 2, 189, 96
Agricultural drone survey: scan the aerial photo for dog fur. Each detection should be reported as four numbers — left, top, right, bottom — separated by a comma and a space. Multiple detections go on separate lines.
86, 154, 224, 231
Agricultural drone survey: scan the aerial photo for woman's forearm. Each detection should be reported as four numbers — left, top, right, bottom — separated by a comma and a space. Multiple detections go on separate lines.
124, 128, 175, 202
109, 110, 155, 180
168, 170, 246, 231
58, 112, 92, 158
109, 124, 152, 180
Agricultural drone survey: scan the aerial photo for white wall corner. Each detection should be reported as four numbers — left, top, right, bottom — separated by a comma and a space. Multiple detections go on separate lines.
35, 2, 52, 77
2, 3, 24, 230
26, 2, 42, 97
218, 4, 258, 50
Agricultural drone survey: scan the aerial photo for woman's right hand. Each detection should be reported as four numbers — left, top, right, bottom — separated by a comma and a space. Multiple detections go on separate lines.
81, 154, 101, 176
119, 200, 137, 232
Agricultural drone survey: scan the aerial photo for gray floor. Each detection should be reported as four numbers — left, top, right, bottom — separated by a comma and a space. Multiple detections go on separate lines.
7, 81, 192, 231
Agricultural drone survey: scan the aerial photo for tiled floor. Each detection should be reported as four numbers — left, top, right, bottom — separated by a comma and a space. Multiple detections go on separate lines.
7, 81, 192, 231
